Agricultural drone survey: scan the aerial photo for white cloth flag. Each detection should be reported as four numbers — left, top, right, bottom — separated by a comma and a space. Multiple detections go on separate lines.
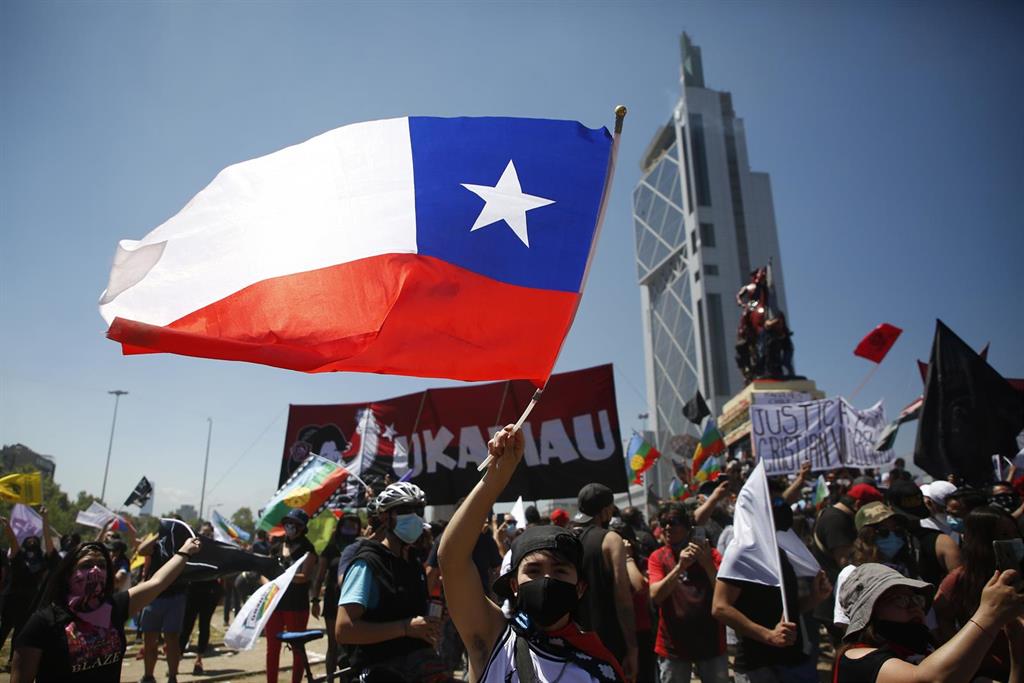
718, 461, 790, 620
75, 501, 118, 529
10, 504, 43, 544
225, 552, 308, 650
509, 496, 527, 529
776, 529, 821, 579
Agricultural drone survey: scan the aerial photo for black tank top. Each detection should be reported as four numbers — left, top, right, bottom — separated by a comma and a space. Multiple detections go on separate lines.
574, 525, 625, 660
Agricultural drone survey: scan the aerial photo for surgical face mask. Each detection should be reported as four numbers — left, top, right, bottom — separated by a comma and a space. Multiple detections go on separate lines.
946, 515, 964, 533
393, 513, 425, 544
516, 577, 579, 627
875, 533, 906, 560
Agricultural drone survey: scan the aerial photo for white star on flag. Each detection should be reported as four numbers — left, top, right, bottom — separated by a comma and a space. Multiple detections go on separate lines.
461, 160, 555, 247
383, 424, 398, 441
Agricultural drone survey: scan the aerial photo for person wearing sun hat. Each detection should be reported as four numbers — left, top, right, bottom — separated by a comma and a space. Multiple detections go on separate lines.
832, 562, 1024, 683
831, 503, 917, 630
439, 425, 627, 682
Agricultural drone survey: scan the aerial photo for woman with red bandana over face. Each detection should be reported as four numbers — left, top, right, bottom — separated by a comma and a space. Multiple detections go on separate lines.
11, 536, 201, 683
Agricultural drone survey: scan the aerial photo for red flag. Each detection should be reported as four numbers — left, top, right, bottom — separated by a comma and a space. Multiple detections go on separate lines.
854, 323, 903, 363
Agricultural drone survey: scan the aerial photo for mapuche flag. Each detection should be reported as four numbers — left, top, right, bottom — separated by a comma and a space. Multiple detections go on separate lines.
257, 455, 350, 532
626, 433, 661, 485
98, 117, 615, 388
914, 320, 1024, 486
691, 418, 725, 477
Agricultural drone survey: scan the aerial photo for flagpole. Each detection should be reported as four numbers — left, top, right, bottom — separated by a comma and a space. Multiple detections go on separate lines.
476, 105, 627, 474
848, 363, 880, 402
759, 463, 789, 622
199, 417, 213, 520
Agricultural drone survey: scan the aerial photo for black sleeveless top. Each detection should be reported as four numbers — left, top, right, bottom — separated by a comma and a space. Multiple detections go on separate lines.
573, 525, 625, 660
274, 536, 316, 612
834, 649, 900, 683
348, 540, 430, 672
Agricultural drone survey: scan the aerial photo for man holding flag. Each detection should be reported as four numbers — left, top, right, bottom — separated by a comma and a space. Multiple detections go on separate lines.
712, 462, 831, 683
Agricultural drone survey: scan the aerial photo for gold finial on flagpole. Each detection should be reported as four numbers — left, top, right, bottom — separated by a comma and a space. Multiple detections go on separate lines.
614, 105, 628, 134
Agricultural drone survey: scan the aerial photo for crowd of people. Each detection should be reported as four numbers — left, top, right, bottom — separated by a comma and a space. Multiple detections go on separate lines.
1, 436, 1023, 683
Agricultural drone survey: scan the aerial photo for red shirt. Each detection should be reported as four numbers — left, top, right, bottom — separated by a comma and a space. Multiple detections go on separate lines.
647, 545, 725, 660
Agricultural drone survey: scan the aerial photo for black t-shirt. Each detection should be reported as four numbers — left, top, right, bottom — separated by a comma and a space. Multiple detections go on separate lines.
812, 506, 856, 579
15, 591, 131, 682
275, 536, 316, 612
2, 549, 58, 601
720, 551, 805, 672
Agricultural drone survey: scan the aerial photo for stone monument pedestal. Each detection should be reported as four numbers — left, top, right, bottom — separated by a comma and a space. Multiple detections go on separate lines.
719, 378, 825, 448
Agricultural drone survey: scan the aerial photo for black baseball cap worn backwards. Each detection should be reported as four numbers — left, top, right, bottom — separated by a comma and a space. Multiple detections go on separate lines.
492, 525, 583, 600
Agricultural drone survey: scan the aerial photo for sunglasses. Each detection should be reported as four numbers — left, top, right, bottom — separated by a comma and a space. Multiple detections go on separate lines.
392, 505, 425, 516
886, 592, 926, 609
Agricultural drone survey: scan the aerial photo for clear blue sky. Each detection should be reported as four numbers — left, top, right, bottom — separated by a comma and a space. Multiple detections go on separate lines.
2, 1, 1021, 522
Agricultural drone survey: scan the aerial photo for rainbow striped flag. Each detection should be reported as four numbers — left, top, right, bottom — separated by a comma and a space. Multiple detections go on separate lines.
691, 418, 725, 477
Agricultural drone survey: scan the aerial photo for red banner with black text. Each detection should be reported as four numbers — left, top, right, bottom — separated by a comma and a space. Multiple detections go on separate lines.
280, 364, 626, 505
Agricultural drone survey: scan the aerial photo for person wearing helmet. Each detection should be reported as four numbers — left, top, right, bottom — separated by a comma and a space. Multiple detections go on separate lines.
335, 482, 446, 681
266, 509, 318, 683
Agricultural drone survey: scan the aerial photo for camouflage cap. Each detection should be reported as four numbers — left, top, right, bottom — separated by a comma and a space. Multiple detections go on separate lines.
854, 502, 896, 531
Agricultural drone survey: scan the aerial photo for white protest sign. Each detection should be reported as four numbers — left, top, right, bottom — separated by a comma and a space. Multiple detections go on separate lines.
224, 552, 308, 650
750, 397, 889, 476
840, 400, 894, 470
752, 391, 811, 406
10, 504, 43, 544
75, 501, 118, 529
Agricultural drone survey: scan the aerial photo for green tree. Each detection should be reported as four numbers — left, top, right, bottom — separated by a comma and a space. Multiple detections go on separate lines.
231, 506, 254, 534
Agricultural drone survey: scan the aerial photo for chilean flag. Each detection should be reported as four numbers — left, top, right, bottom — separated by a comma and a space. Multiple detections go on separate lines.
99, 117, 615, 386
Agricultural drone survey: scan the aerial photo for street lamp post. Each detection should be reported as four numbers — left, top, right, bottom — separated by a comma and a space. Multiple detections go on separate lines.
199, 418, 212, 520
101, 390, 128, 504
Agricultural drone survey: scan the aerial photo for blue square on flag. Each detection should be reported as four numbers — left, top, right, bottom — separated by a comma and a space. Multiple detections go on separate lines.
409, 117, 612, 293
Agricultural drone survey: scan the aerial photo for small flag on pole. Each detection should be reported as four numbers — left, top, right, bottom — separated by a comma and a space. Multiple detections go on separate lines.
854, 323, 903, 363
873, 396, 923, 451
211, 508, 251, 546
691, 419, 725, 478
682, 390, 710, 426
124, 476, 153, 508
694, 455, 722, 483
257, 455, 351, 532
627, 433, 661, 485
813, 475, 829, 508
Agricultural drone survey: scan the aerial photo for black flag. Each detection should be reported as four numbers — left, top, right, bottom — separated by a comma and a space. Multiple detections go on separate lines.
914, 320, 1024, 486
682, 391, 710, 425
124, 476, 153, 508
155, 519, 281, 587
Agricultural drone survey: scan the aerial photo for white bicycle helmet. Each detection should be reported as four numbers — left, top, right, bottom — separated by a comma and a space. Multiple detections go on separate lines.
373, 482, 426, 512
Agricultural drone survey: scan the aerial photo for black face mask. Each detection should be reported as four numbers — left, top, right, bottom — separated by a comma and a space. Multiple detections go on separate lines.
875, 619, 931, 654
516, 577, 579, 628
991, 493, 1021, 514
772, 505, 793, 532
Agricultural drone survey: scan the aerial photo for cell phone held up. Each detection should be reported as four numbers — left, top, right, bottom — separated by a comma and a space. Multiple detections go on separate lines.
692, 527, 708, 545
993, 538, 1024, 590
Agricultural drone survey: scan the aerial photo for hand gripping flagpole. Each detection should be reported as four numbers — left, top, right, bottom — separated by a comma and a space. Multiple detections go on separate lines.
477, 105, 627, 473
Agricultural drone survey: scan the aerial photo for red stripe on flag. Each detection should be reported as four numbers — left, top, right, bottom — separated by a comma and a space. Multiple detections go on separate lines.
109, 254, 579, 386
